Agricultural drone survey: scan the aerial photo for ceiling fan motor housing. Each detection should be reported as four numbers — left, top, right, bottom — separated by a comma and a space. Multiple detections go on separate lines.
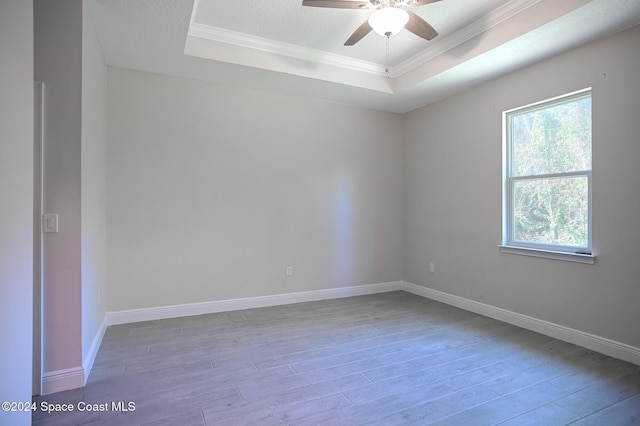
302, 0, 440, 45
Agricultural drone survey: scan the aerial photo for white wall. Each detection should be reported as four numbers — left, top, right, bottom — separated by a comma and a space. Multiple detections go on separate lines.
34, 0, 84, 391
81, 0, 108, 377
107, 68, 404, 311
404, 25, 640, 348
0, 0, 34, 424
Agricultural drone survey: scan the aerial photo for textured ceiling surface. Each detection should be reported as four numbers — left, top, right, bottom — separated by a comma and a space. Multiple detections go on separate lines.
88, 0, 640, 113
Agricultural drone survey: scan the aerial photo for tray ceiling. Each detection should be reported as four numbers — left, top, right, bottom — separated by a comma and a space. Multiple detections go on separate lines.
88, 0, 640, 113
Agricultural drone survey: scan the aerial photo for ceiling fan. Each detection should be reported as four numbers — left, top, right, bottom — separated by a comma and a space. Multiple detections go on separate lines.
302, 0, 442, 46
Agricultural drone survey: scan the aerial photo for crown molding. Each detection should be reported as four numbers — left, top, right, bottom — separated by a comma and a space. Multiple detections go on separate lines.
189, 0, 542, 81
392, 0, 543, 76
188, 22, 387, 76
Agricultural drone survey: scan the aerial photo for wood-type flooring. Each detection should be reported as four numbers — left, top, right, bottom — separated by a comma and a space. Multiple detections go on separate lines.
33, 291, 640, 425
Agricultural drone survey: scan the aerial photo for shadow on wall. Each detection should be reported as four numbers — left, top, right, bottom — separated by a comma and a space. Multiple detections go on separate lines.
331, 172, 355, 283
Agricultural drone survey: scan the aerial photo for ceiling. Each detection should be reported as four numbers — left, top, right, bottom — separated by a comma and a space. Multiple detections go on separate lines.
88, 0, 640, 113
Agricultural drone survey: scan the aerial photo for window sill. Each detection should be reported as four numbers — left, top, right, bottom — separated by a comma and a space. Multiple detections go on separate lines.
498, 245, 596, 264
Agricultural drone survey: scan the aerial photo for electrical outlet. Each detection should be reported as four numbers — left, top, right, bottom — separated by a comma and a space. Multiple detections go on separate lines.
286, 265, 293, 276
429, 262, 435, 273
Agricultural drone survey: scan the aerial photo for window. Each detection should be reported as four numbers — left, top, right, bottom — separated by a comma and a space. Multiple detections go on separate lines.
501, 88, 594, 263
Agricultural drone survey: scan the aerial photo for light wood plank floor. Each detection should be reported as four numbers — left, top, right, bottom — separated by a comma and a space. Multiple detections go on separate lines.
33, 291, 640, 425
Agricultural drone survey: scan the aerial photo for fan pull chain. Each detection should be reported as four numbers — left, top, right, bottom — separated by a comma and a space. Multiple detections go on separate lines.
385, 34, 390, 78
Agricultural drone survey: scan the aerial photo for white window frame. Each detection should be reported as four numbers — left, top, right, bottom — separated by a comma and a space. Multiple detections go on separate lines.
500, 88, 595, 264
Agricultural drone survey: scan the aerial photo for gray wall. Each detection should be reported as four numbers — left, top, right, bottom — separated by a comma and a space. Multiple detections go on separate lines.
106, 68, 404, 311
81, 0, 108, 374
0, 0, 34, 424
403, 25, 640, 348
35, 0, 84, 384
35, 0, 108, 392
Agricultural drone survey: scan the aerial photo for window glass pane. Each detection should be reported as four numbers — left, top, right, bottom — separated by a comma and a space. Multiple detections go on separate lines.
511, 96, 591, 177
512, 175, 588, 247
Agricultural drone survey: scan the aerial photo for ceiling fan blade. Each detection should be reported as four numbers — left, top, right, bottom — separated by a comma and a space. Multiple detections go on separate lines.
409, 0, 442, 6
405, 10, 438, 41
344, 20, 372, 45
302, 0, 371, 9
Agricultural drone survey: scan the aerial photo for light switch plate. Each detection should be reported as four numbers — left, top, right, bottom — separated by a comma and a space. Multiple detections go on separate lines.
43, 214, 58, 233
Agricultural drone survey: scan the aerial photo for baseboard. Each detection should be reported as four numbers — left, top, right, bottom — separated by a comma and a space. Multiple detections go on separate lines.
83, 317, 107, 384
39, 318, 106, 395
41, 366, 84, 395
402, 281, 640, 366
105, 281, 403, 326
99, 280, 640, 366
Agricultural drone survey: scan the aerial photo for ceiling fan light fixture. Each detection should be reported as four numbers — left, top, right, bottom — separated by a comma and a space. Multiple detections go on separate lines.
368, 7, 409, 37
